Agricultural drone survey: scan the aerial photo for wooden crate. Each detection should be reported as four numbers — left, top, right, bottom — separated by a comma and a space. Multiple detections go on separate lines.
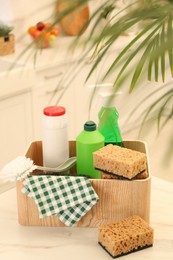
0, 34, 15, 56
16, 140, 151, 227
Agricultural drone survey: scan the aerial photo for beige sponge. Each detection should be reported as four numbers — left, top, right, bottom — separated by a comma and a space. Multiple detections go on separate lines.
93, 144, 147, 179
98, 215, 154, 258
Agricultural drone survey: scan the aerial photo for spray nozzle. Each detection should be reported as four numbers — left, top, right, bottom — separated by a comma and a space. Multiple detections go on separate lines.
87, 83, 122, 108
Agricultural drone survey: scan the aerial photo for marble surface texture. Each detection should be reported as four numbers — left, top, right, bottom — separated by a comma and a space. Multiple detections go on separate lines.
0, 176, 173, 260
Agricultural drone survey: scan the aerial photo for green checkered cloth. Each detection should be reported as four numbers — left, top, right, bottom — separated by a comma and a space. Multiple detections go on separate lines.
22, 175, 99, 226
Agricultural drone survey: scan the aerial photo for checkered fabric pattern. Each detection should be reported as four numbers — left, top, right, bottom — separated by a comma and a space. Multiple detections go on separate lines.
22, 175, 99, 226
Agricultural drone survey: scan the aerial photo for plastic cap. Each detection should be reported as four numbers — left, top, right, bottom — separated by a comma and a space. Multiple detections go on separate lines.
84, 121, 96, 131
101, 91, 122, 107
43, 106, 66, 116
87, 83, 122, 108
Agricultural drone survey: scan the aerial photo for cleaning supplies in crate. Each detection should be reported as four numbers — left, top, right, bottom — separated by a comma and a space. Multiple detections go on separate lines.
97, 86, 123, 146
76, 121, 104, 179
0, 156, 76, 181
16, 140, 151, 227
93, 144, 148, 180
22, 175, 99, 226
98, 215, 154, 258
88, 83, 123, 146
0, 156, 37, 181
42, 106, 69, 168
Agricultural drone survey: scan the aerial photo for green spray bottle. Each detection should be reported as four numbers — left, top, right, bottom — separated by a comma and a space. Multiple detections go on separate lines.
97, 85, 124, 147
76, 121, 104, 179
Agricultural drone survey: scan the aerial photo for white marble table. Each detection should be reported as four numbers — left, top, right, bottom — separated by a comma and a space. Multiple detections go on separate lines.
0, 176, 173, 260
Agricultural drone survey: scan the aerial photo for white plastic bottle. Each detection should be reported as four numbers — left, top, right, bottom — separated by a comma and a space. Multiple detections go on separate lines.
42, 106, 69, 167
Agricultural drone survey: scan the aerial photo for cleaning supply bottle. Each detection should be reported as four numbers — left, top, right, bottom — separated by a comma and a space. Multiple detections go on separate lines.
97, 88, 124, 147
76, 121, 104, 179
42, 106, 69, 168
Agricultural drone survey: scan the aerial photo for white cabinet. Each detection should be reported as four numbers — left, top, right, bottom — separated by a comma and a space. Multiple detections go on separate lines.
0, 91, 33, 169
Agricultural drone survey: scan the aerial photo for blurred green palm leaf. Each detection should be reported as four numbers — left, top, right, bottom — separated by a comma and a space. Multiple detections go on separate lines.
52, 0, 173, 145
72, 0, 173, 139
85, 1, 173, 88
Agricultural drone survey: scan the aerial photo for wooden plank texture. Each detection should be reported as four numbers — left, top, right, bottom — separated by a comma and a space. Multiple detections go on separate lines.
16, 140, 151, 227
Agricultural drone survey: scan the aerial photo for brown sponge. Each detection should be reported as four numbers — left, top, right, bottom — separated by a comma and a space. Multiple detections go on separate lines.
98, 215, 154, 258
93, 144, 147, 179
101, 170, 149, 180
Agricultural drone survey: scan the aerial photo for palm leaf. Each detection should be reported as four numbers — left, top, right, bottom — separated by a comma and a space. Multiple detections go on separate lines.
71, 0, 112, 50
154, 34, 159, 82
85, 14, 148, 81
124, 82, 172, 125
85, 4, 166, 82
87, 2, 173, 91
130, 38, 156, 91
148, 22, 168, 82
148, 51, 153, 81
103, 18, 162, 81
160, 22, 166, 82
157, 91, 173, 132
139, 88, 173, 136
167, 13, 173, 76
115, 23, 163, 90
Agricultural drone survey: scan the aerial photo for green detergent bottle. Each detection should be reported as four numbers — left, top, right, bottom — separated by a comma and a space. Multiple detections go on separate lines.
76, 121, 104, 179
97, 88, 124, 147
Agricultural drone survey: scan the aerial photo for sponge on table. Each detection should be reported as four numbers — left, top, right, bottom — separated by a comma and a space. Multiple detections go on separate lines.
93, 144, 147, 179
98, 215, 154, 258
